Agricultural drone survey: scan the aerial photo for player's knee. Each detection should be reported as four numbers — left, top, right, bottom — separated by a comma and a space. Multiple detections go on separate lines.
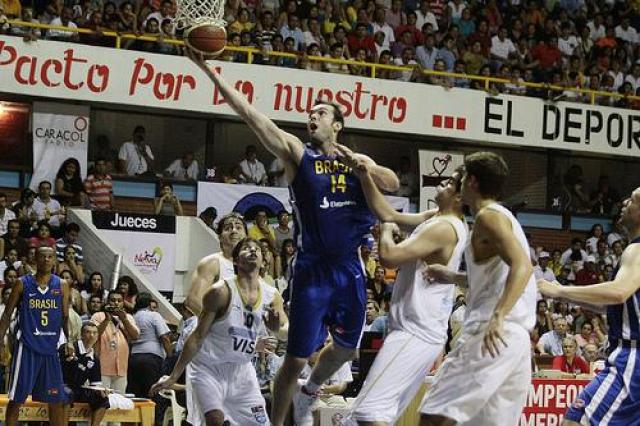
204, 409, 226, 426
420, 413, 456, 426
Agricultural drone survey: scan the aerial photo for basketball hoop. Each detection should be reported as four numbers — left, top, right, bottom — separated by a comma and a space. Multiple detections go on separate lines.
173, 0, 226, 30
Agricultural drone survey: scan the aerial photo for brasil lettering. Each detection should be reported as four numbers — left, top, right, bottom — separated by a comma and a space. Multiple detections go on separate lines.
314, 159, 352, 175
29, 299, 58, 309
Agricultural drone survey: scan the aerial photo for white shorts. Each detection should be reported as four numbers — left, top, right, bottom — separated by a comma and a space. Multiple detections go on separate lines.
420, 321, 531, 426
352, 330, 443, 423
188, 361, 269, 425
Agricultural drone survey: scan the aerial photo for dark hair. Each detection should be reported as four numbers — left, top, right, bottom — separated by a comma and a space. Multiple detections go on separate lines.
463, 152, 508, 199
216, 212, 247, 235
0, 193, 6, 200
56, 158, 83, 195
108, 289, 124, 300
87, 271, 104, 295
134, 292, 153, 312
20, 188, 36, 203
81, 321, 98, 333
117, 275, 138, 296
134, 125, 145, 133
232, 237, 260, 262
66, 222, 80, 234
3, 266, 17, 281
200, 207, 218, 220
313, 100, 345, 129
38, 180, 52, 190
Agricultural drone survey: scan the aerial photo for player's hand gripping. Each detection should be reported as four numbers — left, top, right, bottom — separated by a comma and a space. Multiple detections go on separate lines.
482, 312, 507, 358
537, 278, 562, 299
149, 375, 176, 397
334, 144, 367, 175
255, 336, 278, 354
422, 264, 453, 284
263, 304, 280, 333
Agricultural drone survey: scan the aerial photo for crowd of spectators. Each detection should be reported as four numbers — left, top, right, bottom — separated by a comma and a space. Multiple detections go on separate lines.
3, 0, 640, 105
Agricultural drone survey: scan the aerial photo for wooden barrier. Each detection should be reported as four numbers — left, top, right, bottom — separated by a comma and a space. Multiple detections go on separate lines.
0, 395, 155, 425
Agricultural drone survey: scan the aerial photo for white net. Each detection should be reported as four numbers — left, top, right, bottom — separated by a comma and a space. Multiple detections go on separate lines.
173, 0, 226, 30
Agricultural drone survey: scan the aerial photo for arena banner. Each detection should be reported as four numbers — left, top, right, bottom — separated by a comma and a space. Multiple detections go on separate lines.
196, 181, 409, 219
92, 211, 176, 291
3, 36, 640, 158
30, 102, 89, 191
520, 378, 589, 425
418, 150, 465, 212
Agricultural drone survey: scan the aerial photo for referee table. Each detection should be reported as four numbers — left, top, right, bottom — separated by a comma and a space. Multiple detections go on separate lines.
0, 395, 155, 425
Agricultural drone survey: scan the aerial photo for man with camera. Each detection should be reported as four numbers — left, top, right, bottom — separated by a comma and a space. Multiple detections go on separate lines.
60, 321, 110, 426
91, 290, 139, 403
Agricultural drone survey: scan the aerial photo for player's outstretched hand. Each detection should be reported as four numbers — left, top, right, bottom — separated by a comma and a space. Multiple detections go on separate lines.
482, 313, 507, 358
263, 305, 280, 333
334, 144, 367, 174
537, 278, 562, 298
422, 264, 453, 284
256, 336, 278, 354
149, 375, 176, 397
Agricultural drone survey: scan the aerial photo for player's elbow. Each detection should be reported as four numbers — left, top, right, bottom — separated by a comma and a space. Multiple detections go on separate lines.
610, 287, 631, 304
379, 253, 400, 268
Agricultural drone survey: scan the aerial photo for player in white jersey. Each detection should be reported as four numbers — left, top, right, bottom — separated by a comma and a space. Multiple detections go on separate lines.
151, 238, 288, 426
419, 152, 537, 426
181, 212, 247, 425
343, 158, 468, 425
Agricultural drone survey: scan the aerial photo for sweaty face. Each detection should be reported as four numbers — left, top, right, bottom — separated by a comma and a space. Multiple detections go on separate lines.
220, 218, 247, 250
236, 241, 263, 270
308, 105, 339, 143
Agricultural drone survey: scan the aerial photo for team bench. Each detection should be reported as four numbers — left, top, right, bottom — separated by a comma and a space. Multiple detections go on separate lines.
0, 395, 155, 425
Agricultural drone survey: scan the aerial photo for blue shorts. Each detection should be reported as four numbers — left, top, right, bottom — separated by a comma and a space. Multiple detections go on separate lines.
8, 341, 67, 404
287, 253, 366, 358
565, 341, 640, 425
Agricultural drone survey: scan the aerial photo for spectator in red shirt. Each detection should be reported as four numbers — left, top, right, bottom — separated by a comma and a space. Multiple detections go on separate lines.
531, 36, 562, 72
28, 222, 56, 249
575, 256, 600, 286
552, 337, 590, 375
467, 19, 491, 57
395, 11, 423, 45
348, 23, 377, 60
84, 158, 114, 211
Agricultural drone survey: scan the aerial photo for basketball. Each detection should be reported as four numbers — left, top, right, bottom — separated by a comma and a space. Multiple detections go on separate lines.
185, 24, 227, 57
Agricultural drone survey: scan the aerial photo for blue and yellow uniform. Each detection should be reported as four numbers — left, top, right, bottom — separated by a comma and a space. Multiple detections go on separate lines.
287, 145, 374, 357
565, 236, 640, 425
8, 274, 67, 403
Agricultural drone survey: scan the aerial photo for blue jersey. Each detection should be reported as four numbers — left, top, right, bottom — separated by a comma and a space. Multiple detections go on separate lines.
607, 236, 640, 341
290, 145, 375, 257
17, 274, 64, 355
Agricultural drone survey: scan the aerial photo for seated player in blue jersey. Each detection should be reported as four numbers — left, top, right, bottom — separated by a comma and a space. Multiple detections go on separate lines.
0, 246, 74, 426
538, 187, 640, 426
187, 50, 400, 426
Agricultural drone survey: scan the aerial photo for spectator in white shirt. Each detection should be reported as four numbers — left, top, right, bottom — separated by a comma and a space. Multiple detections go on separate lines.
625, 63, 640, 92
302, 17, 326, 52
47, 7, 79, 41
32, 181, 64, 230
119, 125, 155, 176
415, 0, 439, 32
164, 151, 199, 181
560, 238, 588, 265
537, 317, 570, 356
558, 23, 579, 57
142, 0, 174, 28
608, 59, 625, 90
586, 14, 605, 41
607, 221, 625, 247
0, 193, 16, 236
371, 7, 395, 50
615, 17, 638, 44
238, 145, 267, 185
490, 27, 516, 66
533, 251, 556, 282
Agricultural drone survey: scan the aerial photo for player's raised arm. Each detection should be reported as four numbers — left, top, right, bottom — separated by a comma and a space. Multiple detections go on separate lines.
539, 243, 640, 305
335, 144, 399, 193
150, 283, 229, 395
358, 167, 437, 228
379, 221, 456, 268
478, 209, 533, 357
188, 50, 303, 167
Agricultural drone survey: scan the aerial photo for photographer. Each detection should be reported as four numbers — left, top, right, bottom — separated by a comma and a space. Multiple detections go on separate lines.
91, 290, 140, 399
153, 182, 183, 216
60, 321, 110, 426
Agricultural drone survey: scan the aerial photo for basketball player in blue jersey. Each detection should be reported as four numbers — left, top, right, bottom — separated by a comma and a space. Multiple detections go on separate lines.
187, 51, 400, 426
538, 187, 640, 426
0, 246, 73, 426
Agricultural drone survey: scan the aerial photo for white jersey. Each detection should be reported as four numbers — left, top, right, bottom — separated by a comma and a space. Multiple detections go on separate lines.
463, 203, 536, 331
389, 215, 468, 344
213, 252, 235, 280
192, 277, 276, 367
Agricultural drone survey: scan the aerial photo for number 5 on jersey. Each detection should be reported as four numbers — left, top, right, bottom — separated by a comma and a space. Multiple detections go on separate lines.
41, 311, 48, 327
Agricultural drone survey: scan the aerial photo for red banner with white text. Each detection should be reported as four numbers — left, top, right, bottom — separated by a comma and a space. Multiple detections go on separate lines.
520, 379, 589, 426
